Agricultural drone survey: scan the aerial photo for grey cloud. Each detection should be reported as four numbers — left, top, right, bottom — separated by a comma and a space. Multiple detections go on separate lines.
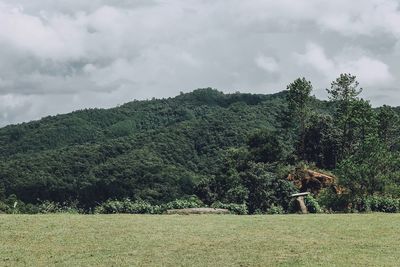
1, 0, 400, 126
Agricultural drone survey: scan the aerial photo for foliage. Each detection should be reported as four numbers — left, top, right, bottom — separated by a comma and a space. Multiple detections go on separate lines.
94, 199, 162, 214
0, 88, 286, 210
1, 79, 400, 214
36, 201, 82, 214
377, 105, 399, 149
242, 162, 297, 213
351, 196, 400, 213
163, 197, 204, 210
211, 201, 248, 215
336, 137, 400, 198
326, 73, 365, 160
247, 130, 289, 164
266, 204, 285, 214
327, 73, 363, 103
304, 195, 322, 213
316, 188, 350, 212
0, 201, 11, 214
286, 77, 313, 159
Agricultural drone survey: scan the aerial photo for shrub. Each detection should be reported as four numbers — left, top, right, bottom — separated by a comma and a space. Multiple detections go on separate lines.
350, 196, 400, 213
94, 199, 162, 214
20, 203, 40, 214
163, 197, 203, 210
0, 201, 11, 214
36, 201, 82, 214
352, 197, 371, 212
304, 195, 322, 213
211, 202, 248, 215
317, 188, 350, 212
368, 196, 399, 213
266, 205, 284, 214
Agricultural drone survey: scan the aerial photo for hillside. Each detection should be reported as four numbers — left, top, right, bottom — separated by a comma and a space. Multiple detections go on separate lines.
1, 82, 400, 214
0, 88, 299, 207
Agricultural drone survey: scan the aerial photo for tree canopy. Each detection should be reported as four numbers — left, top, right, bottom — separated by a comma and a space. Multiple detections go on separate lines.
1, 76, 400, 213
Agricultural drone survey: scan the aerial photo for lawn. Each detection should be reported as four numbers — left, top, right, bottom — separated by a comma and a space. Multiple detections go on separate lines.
0, 214, 399, 266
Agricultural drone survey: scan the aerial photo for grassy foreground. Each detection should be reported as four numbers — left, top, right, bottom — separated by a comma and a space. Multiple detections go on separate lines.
0, 214, 399, 266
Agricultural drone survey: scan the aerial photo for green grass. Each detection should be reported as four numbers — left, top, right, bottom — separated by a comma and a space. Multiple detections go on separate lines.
1, 214, 399, 266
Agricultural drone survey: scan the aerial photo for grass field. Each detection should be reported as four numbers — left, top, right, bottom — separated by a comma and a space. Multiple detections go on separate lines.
1, 214, 399, 266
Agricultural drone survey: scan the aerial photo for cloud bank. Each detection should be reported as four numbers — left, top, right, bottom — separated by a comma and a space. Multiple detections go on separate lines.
1, 0, 400, 125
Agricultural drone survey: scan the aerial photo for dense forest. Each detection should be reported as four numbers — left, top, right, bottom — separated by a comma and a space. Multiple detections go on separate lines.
1, 73, 400, 214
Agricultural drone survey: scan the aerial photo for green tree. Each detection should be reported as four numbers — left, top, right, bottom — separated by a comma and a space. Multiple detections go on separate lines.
346, 99, 377, 147
303, 113, 340, 169
326, 73, 363, 159
241, 162, 296, 213
286, 77, 313, 159
247, 130, 287, 164
336, 137, 400, 198
377, 105, 399, 149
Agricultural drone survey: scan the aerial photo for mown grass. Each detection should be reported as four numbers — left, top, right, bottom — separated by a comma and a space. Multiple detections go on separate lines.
0, 213, 399, 266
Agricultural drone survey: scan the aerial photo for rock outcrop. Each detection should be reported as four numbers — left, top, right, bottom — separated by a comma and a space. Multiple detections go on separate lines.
287, 167, 343, 195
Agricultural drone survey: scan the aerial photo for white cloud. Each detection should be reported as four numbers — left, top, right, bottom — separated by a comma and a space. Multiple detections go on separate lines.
296, 42, 394, 87
0, 3, 86, 60
0, 0, 400, 125
255, 56, 279, 73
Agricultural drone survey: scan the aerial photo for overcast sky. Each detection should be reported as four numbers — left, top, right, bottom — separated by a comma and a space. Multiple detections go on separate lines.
1, 0, 400, 126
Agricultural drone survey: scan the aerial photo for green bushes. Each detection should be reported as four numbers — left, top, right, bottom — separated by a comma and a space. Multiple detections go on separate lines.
317, 191, 400, 213
0, 196, 246, 215
211, 202, 248, 215
163, 197, 203, 210
0, 201, 11, 214
304, 195, 322, 213
369, 196, 399, 212
94, 198, 248, 215
354, 196, 400, 213
0, 199, 82, 214
36, 201, 83, 214
266, 205, 284, 215
94, 199, 162, 214
4, 194, 400, 214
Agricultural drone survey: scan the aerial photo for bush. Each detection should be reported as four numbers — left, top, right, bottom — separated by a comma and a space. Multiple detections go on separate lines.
266, 205, 284, 214
368, 196, 399, 213
304, 195, 322, 213
350, 196, 400, 213
163, 197, 203, 210
20, 203, 40, 214
211, 202, 248, 215
35, 201, 82, 214
94, 199, 162, 214
0, 201, 11, 214
317, 188, 350, 212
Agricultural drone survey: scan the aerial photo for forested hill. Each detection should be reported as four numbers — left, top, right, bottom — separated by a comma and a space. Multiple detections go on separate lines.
0, 88, 303, 206
0, 89, 285, 157
2, 79, 400, 214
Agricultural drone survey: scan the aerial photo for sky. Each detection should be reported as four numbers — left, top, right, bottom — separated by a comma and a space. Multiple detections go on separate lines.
1, 0, 400, 126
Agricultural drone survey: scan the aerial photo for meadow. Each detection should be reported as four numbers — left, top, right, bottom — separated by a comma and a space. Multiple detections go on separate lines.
1, 214, 399, 266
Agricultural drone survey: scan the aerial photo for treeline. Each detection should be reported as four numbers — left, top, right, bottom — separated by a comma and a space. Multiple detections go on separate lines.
1, 74, 400, 214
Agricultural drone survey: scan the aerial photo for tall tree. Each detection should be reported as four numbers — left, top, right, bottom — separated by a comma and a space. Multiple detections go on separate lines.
377, 105, 399, 149
303, 113, 340, 169
286, 77, 313, 160
326, 73, 363, 160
